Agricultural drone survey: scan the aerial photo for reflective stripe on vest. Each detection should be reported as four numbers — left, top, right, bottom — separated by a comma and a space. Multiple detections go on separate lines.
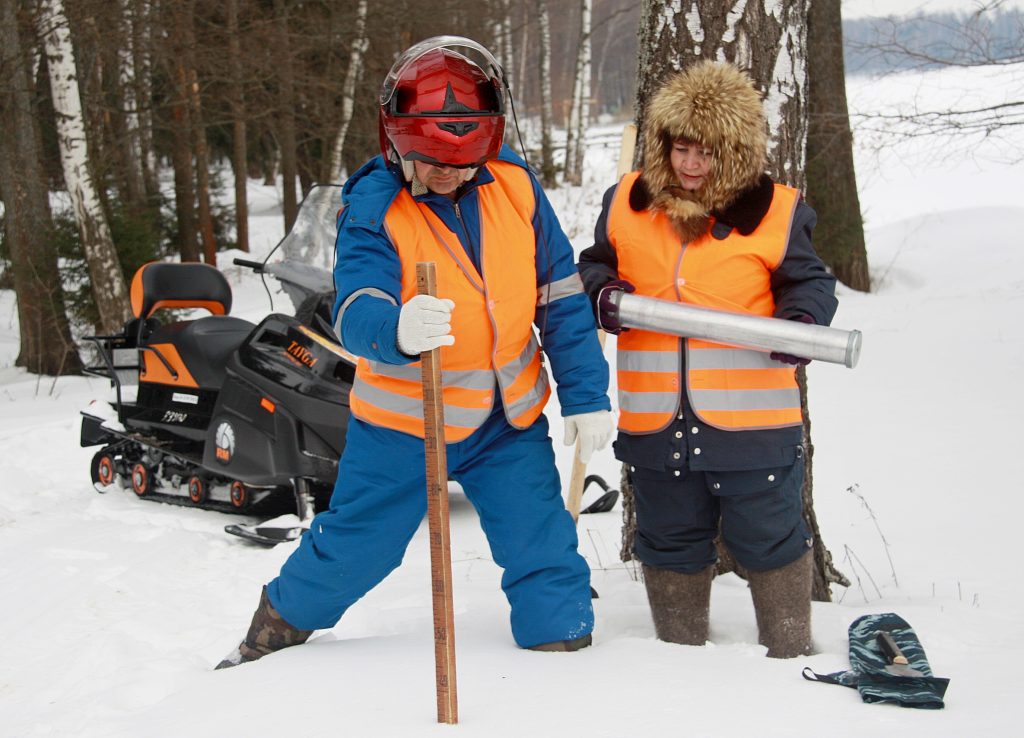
349, 161, 551, 441
609, 171, 803, 432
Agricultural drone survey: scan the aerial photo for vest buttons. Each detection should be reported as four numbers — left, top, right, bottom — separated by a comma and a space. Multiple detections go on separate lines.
691, 426, 699, 434
674, 470, 681, 477
672, 452, 680, 459
488, 300, 496, 309
713, 482, 721, 490
674, 431, 683, 438
768, 474, 776, 482
693, 448, 701, 455
677, 278, 686, 287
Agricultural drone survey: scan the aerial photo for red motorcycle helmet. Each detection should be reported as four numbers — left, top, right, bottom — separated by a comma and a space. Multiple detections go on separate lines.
379, 36, 506, 170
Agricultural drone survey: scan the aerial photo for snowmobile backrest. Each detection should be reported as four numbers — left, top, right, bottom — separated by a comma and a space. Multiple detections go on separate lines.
130, 262, 232, 320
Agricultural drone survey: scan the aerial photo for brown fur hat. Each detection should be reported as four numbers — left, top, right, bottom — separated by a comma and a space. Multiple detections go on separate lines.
640, 60, 767, 240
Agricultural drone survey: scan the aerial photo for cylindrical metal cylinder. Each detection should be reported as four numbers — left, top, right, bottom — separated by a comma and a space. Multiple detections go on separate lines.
610, 291, 862, 368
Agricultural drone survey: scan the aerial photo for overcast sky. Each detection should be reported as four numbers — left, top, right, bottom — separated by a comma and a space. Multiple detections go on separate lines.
843, 0, 1023, 18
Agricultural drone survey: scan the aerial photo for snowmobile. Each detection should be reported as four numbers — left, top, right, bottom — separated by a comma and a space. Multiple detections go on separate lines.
80, 185, 354, 546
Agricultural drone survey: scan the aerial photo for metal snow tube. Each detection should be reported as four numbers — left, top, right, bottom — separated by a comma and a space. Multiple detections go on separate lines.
609, 292, 862, 369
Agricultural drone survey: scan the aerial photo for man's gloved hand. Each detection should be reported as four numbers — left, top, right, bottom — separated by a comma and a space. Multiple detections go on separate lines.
563, 409, 615, 464
396, 295, 455, 355
597, 279, 635, 334
770, 313, 814, 366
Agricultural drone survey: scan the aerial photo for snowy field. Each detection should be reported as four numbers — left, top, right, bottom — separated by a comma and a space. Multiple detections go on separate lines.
2, 61, 1023, 737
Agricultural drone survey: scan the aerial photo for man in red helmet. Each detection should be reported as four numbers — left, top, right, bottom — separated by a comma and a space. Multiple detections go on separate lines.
216, 37, 613, 668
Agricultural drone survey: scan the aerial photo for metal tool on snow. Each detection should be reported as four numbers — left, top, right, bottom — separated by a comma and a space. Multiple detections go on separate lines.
876, 631, 925, 677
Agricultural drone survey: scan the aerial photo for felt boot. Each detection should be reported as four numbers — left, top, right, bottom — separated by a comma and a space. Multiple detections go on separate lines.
642, 563, 714, 645
215, 586, 313, 669
747, 551, 813, 658
527, 634, 593, 652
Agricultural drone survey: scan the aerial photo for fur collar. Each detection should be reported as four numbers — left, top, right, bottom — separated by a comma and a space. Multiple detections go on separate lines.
629, 173, 776, 238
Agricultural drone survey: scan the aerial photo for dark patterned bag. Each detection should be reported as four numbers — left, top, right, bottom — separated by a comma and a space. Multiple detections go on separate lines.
803, 612, 950, 709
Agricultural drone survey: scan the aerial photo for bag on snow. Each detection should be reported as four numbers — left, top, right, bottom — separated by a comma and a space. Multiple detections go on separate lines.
802, 612, 950, 709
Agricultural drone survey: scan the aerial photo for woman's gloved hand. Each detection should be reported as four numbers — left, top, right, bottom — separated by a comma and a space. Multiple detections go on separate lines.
563, 409, 615, 464
396, 295, 455, 355
597, 280, 635, 334
770, 313, 814, 366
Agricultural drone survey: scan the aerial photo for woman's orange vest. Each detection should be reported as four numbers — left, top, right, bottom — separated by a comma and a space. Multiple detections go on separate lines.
349, 162, 550, 441
608, 171, 802, 433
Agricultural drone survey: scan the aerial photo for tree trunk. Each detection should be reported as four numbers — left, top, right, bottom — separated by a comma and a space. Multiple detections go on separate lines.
564, 0, 592, 186
326, 0, 368, 183
0, 0, 81, 375
806, 0, 870, 292
226, 0, 249, 252
116, 0, 146, 207
625, 0, 845, 602
168, 52, 198, 260
38, 0, 131, 335
273, 0, 299, 233
536, 0, 557, 188
130, 0, 158, 200
180, 3, 216, 264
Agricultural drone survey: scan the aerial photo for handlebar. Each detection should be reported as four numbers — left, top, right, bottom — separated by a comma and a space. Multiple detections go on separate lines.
233, 258, 265, 273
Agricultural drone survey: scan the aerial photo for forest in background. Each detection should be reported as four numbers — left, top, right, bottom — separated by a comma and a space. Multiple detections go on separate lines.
1, 0, 1017, 347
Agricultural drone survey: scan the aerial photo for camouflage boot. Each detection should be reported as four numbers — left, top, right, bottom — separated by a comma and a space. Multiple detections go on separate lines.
747, 551, 813, 658
642, 563, 714, 645
527, 634, 593, 652
215, 586, 313, 669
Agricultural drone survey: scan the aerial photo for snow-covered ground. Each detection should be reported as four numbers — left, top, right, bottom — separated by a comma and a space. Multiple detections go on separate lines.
2, 63, 1022, 736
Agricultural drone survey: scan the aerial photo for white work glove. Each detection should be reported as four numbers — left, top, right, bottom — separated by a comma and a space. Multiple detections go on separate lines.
396, 295, 455, 355
563, 409, 615, 464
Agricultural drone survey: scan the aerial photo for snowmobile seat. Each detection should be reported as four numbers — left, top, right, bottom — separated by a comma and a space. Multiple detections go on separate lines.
142, 316, 254, 389
131, 261, 234, 320
130, 262, 254, 389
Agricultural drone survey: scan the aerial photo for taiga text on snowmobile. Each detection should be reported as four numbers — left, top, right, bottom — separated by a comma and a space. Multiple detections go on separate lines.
80, 185, 353, 545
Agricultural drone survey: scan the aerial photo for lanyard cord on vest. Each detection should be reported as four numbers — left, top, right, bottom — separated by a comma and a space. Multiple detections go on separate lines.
410, 182, 554, 365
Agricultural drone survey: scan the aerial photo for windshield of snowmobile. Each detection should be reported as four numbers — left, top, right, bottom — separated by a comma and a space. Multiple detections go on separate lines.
273, 184, 343, 267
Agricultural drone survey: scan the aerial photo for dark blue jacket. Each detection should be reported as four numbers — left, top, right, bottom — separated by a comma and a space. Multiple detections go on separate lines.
332, 146, 610, 417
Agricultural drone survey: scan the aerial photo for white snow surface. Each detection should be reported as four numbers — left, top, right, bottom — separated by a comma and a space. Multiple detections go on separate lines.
2, 65, 1022, 736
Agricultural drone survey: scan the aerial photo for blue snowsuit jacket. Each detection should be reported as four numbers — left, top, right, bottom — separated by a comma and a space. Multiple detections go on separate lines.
331, 145, 611, 419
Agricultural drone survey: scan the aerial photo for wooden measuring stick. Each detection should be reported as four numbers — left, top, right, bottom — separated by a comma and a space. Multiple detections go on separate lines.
416, 262, 458, 725
566, 124, 637, 522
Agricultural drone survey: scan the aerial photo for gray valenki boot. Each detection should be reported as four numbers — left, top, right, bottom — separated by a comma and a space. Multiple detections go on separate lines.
216, 586, 313, 669
747, 551, 814, 658
642, 563, 715, 645
527, 634, 593, 652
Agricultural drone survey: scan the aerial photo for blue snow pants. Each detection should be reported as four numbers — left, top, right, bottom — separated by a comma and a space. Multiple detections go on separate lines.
266, 408, 594, 649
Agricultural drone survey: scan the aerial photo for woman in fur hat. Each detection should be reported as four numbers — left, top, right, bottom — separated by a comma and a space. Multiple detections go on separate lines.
578, 60, 838, 658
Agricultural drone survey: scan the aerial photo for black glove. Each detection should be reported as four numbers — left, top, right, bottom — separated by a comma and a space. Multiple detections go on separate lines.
771, 314, 814, 366
597, 280, 635, 334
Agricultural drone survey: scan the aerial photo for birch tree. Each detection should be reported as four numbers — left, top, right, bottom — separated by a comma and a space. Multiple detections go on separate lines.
625, 0, 847, 601
536, 0, 557, 188
326, 0, 369, 183
563, 0, 592, 186
0, 0, 81, 376
39, 0, 131, 334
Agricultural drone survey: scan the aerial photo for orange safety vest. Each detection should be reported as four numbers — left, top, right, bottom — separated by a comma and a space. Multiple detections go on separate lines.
608, 171, 803, 433
349, 161, 551, 441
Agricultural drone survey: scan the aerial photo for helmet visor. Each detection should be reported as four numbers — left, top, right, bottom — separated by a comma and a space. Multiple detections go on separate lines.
380, 35, 506, 109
